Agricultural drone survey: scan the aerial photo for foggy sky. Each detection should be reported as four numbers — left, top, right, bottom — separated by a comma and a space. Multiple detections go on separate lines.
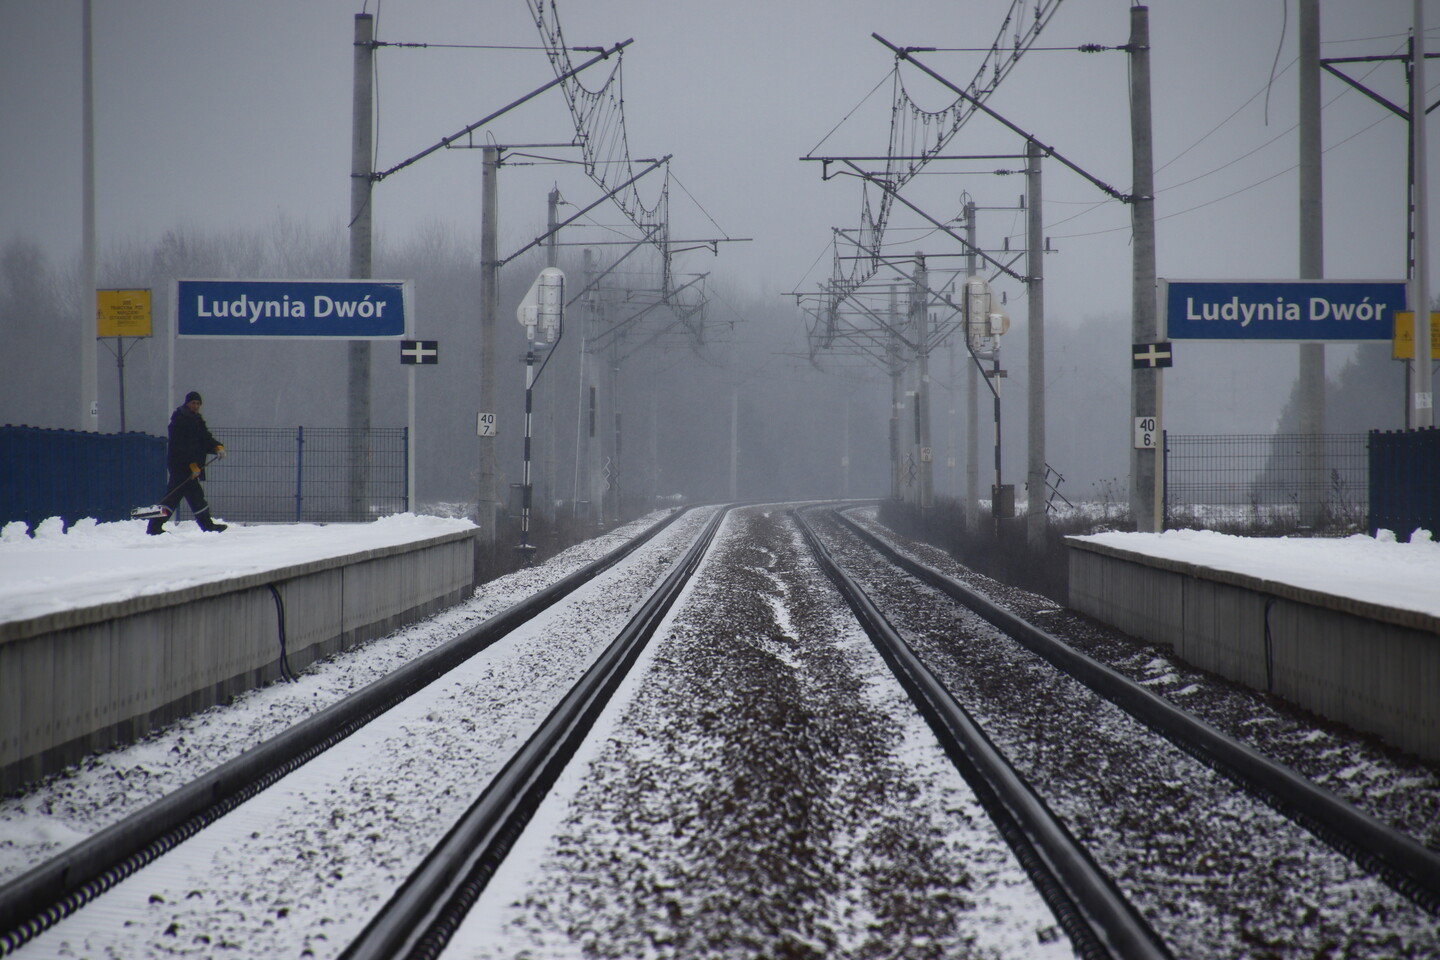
4, 2, 1434, 301
2, 1, 1437, 496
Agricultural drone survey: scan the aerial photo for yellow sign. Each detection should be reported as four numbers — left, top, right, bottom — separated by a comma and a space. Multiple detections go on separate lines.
96, 288, 152, 338
1392, 311, 1440, 360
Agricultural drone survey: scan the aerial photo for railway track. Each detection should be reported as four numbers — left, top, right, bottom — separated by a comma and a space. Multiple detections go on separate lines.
0, 506, 703, 957
3, 503, 1436, 958
804, 506, 1440, 958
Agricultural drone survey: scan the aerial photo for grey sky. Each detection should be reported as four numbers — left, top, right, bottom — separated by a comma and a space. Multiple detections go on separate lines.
3, 0, 1434, 311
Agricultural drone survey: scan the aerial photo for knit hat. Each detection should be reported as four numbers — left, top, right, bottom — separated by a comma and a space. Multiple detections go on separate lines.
185, 391, 202, 404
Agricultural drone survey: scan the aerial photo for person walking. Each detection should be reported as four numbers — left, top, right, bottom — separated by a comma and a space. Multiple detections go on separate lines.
146, 390, 228, 534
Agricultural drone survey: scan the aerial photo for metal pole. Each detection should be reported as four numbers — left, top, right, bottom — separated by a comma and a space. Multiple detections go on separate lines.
479, 144, 500, 542
573, 249, 593, 520
1412, 0, 1433, 427
1026, 138, 1047, 549
295, 426, 304, 523
1128, 6, 1160, 532
912, 254, 933, 510
729, 384, 739, 501
519, 344, 536, 558
889, 285, 903, 501
348, 12, 375, 521
650, 391, 659, 505
610, 343, 622, 522
542, 187, 560, 519
1298, 0, 1327, 519
965, 202, 980, 533
993, 351, 1002, 526
407, 366, 416, 511
116, 339, 127, 433
81, 0, 97, 431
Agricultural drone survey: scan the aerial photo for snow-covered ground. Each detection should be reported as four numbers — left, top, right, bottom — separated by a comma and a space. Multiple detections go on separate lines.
2, 507, 1070, 959
6, 515, 1436, 627
3, 511, 1437, 958
0, 511, 675, 884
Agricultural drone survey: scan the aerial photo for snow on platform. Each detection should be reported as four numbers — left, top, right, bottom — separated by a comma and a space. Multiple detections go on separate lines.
0, 514, 476, 627
1070, 528, 1440, 625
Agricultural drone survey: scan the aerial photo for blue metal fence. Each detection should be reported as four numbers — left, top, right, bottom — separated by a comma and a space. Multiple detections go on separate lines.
1369, 426, 1440, 537
0, 425, 165, 530
1, 424, 409, 530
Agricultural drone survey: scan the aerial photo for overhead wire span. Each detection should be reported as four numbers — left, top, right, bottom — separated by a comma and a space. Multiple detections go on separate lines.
829, 0, 1065, 310
1045, 34, 1412, 240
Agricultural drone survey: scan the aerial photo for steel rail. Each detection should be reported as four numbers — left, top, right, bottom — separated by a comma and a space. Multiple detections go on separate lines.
831, 508, 1440, 916
339, 505, 730, 960
794, 508, 1172, 960
0, 508, 687, 956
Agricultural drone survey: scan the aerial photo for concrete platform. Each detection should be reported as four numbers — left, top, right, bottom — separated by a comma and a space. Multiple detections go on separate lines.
1067, 537, 1440, 763
1, 527, 477, 793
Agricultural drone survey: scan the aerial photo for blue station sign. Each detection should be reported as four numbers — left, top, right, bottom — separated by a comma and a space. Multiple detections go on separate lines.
176, 279, 410, 339
1162, 279, 1408, 342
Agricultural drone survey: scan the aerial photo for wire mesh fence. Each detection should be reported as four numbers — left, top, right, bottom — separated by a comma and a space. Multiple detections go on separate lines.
1163, 433, 1369, 534
186, 427, 408, 523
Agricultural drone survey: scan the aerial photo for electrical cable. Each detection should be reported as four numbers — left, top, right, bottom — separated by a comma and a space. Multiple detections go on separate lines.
265, 583, 297, 683
1263, 0, 1288, 126
666, 169, 731, 240
805, 69, 896, 157
1046, 36, 1416, 240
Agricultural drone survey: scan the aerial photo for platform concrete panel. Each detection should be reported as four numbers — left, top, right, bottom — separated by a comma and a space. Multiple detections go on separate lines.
1, 530, 476, 794
1068, 539, 1440, 763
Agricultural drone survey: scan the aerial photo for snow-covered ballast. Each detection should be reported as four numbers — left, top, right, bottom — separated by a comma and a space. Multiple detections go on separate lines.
1066, 538, 1439, 764
0, 529, 477, 794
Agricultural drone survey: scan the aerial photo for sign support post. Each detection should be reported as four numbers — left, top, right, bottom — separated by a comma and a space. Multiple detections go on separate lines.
96, 289, 152, 433
399, 339, 439, 513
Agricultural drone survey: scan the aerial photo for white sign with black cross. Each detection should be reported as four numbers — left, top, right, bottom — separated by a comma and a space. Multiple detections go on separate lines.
400, 339, 439, 364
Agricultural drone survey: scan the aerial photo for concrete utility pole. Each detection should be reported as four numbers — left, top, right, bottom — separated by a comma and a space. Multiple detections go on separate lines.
964, 201, 980, 532
348, 12, 375, 519
479, 144, 500, 543
1298, 0, 1327, 522
1025, 138, 1047, 549
729, 384, 739, 501
80, 0, 97, 431
1128, 5, 1161, 532
912, 253, 934, 510
542, 186, 560, 518
1412, 0, 1434, 427
610, 342, 622, 521
889, 285, 904, 501
578, 249, 603, 524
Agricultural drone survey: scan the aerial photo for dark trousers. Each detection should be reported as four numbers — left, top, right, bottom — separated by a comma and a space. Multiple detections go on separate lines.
159, 469, 212, 521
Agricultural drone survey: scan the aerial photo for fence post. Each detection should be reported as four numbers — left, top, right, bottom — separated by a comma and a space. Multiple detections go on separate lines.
1161, 430, 1169, 530
403, 425, 411, 513
295, 426, 304, 523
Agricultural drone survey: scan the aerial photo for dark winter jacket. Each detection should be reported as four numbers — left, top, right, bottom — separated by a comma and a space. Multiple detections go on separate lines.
167, 405, 222, 479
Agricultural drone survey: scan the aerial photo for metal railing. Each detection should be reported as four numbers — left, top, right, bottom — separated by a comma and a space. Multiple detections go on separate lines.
197, 427, 408, 523
1163, 433, 1369, 534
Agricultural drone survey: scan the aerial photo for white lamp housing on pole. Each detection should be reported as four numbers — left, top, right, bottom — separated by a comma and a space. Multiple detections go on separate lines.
963, 275, 1011, 353
518, 266, 565, 344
